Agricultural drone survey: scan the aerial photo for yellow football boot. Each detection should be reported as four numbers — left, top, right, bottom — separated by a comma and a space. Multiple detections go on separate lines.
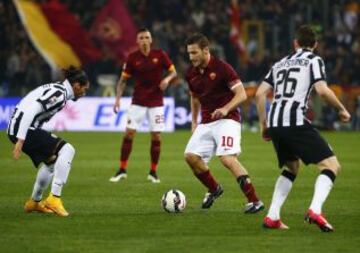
24, 199, 54, 213
44, 194, 69, 217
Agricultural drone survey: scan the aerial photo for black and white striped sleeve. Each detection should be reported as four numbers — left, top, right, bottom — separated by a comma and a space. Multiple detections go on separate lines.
263, 68, 274, 87
36, 89, 65, 111
16, 103, 43, 140
310, 57, 326, 84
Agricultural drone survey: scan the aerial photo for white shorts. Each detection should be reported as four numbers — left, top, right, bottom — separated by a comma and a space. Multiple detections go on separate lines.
126, 104, 165, 132
184, 119, 241, 164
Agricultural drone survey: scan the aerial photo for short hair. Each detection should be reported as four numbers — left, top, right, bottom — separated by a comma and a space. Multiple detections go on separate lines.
137, 27, 150, 34
295, 25, 317, 48
186, 33, 210, 49
62, 66, 89, 86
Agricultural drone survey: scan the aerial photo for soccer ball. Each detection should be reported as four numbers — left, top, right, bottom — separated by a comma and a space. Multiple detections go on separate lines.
161, 189, 186, 213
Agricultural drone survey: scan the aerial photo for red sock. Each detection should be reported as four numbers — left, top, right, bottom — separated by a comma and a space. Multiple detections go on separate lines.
150, 140, 161, 172
120, 137, 133, 169
119, 161, 128, 171
195, 170, 219, 193
237, 175, 259, 203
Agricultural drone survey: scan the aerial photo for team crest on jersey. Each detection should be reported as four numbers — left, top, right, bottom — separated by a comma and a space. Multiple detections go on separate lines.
152, 58, 159, 64
209, 72, 216, 80
135, 61, 141, 66
49, 96, 58, 106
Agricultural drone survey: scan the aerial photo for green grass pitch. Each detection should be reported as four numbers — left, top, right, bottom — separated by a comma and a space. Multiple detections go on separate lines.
1, 130, 359, 253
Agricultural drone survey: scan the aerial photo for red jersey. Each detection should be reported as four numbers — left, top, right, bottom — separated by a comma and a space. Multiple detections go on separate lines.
186, 56, 242, 124
122, 49, 174, 107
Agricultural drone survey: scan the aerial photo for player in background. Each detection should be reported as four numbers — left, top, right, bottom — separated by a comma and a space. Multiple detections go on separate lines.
256, 25, 351, 231
7, 66, 90, 217
110, 28, 177, 183
184, 33, 264, 212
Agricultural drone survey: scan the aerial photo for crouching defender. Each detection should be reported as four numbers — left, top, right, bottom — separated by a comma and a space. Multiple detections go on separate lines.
7, 66, 90, 217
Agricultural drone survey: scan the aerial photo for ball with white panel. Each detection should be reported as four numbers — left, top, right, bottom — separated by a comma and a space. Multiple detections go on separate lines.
161, 189, 186, 213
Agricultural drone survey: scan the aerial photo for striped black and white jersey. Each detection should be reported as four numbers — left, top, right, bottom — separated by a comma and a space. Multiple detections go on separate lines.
7, 79, 74, 140
264, 48, 326, 128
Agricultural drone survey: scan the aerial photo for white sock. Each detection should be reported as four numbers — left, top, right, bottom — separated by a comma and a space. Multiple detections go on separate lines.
309, 174, 334, 214
267, 175, 293, 220
51, 144, 75, 197
31, 164, 54, 201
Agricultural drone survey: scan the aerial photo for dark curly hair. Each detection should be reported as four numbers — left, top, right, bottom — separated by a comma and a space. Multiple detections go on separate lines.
62, 66, 89, 86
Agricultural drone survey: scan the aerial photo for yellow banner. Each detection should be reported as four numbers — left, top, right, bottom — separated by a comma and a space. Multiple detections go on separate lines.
13, 0, 81, 69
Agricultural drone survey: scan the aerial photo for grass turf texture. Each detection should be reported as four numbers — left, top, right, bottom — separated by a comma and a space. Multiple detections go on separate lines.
0, 130, 359, 253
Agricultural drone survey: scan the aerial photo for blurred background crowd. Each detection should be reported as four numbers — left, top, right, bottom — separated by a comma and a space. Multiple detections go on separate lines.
0, 0, 359, 130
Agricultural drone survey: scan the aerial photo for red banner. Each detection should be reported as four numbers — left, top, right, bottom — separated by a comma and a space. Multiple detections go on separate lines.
40, 0, 101, 64
229, 0, 245, 55
91, 0, 138, 61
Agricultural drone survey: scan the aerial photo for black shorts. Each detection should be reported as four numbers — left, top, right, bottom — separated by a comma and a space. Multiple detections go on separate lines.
268, 122, 334, 168
8, 128, 66, 168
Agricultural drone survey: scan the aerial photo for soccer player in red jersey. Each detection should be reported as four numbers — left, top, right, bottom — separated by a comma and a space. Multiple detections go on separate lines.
110, 28, 177, 183
184, 33, 264, 212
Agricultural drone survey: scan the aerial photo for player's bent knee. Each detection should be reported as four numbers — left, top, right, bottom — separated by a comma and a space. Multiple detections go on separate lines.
125, 129, 136, 139
184, 153, 200, 166
150, 132, 161, 141
61, 143, 76, 157
219, 155, 236, 169
317, 156, 341, 175
284, 160, 300, 175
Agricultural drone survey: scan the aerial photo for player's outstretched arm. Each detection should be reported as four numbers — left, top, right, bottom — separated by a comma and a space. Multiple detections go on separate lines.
255, 81, 273, 140
211, 83, 246, 120
113, 74, 128, 113
13, 139, 24, 160
190, 93, 200, 132
314, 81, 351, 123
159, 66, 177, 91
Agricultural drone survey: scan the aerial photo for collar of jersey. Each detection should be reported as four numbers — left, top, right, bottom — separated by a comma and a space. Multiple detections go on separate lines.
63, 79, 75, 100
297, 48, 312, 53
197, 56, 215, 73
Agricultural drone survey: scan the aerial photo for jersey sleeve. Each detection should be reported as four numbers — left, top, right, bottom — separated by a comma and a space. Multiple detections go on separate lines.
36, 89, 65, 111
122, 56, 134, 78
263, 68, 274, 87
223, 62, 242, 89
310, 57, 326, 84
161, 50, 175, 71
16, 102, 43, 140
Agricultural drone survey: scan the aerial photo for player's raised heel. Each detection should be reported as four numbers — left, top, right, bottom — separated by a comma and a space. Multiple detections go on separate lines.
244, 200, 265, 214
44, 194, 69, 217
263, 217, 289, 230
304, 209, 334, 232
202, 185, 224, 209
24, 199, 54, 213
110, 170, 127, 182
